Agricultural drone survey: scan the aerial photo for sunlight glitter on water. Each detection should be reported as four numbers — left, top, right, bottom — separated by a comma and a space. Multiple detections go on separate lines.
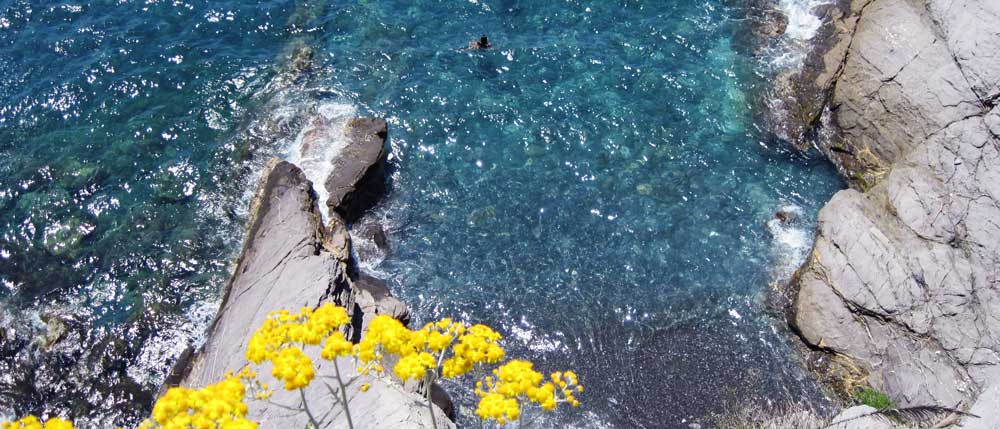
1, 0, 844, 427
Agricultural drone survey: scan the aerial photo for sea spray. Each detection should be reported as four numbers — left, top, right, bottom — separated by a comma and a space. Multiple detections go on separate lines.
770, 0, 834, 69
284, 101, 358, 217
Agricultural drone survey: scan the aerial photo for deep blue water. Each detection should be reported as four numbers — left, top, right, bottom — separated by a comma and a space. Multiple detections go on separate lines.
0, 0, 843, 427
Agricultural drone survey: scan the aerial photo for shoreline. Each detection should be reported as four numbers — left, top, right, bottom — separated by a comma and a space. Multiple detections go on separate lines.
772, 0, 1000, 424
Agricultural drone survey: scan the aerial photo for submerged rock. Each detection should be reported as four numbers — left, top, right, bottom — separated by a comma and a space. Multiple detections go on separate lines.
635, 183, 653, 196
773, 205, 799, 224
744, 0, 789, 50
351, 222, 390, 267
33, 313, 70, 351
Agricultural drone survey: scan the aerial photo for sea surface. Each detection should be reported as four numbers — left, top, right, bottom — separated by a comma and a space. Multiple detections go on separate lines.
0, 0, 843, 427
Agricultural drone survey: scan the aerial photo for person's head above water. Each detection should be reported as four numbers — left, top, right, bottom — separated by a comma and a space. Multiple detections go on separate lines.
468, 34, 492, 50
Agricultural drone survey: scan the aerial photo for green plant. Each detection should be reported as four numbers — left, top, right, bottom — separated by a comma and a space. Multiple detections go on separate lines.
854, 388, 895, 410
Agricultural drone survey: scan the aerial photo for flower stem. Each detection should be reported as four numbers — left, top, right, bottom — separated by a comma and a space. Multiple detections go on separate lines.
518, 399, 524, 429
333, 359, 356, 429
299, 388, 321, 429
425, 375, 438, 429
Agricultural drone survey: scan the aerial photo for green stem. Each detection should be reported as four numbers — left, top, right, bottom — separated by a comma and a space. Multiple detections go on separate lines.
425, 375, 439, 429
299, 388, 321, 429
518, 398, 524, 429
333, 359, 356, 429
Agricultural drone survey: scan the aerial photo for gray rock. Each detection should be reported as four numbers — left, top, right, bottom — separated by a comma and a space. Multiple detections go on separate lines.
176, 158, 453, 429
790, 0, 1000, 415
768, 0, 864, 146
961, 384, 1000, 428
324, 118, 388, 222
745, 0, 789, 49
827, 405, 893, 429
822, 0, 984, 187
925, 0, 1000, 104
351, 222, 391, 267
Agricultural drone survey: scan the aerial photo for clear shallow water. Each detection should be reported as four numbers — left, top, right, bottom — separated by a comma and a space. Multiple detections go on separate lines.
0, 0, 843, 427
0, 1, 305, 425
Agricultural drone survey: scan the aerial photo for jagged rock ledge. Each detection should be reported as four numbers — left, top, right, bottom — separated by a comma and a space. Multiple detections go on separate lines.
779, 0, 1000, 426
169, 119, 455, 428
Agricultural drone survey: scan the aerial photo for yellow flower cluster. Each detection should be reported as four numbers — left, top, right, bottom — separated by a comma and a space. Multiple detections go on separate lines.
356, 315, 506, 382
1, 417, 73, 429
320, 331, 353, 360
271, 347, 315, 390
231, 367, 273, 401
394, 352, 437, 380
474, 390, 521, 424
355, 315, 412, 375
551, 370, 583, 408
139, 376, 256, 429
245, 303, 350, 390
441, 324, 504, 378
235, 304, 581, 427
474, 360, 583, 423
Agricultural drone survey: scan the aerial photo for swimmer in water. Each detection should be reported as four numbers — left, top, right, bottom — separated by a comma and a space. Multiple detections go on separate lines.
468, 34, 492, 50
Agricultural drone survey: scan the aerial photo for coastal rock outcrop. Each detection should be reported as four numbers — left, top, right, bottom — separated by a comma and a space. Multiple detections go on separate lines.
324, 118, 389, 222
174, 118, 453, 427
787, 0, 1000, 420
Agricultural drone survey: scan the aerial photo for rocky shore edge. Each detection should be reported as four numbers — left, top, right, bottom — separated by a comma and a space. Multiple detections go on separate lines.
772, 0, 999, 426
166, 118, 456, 428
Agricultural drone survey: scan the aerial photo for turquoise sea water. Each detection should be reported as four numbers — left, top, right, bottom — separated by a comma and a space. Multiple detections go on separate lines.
0, 0, 843, 427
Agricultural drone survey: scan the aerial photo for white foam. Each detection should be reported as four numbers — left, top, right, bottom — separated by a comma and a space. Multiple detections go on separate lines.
779, 0, 827, 41
284, 101, 357, 219
767, 204, 812, 281
769, 0, 833, 69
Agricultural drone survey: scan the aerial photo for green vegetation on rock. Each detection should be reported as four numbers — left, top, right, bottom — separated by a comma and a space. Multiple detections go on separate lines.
855, 387, 895, 410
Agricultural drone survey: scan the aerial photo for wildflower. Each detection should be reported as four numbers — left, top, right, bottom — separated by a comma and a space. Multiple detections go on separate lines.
142, 376, 256, 429
360, 383, 371, 393
321, 332, 354, 360
271, 347, 315, 390
474, 392, 520, 424
246, 303, 352, 391
1, 416, 74, 429
474, 360, 583, 423
442, 324, 505, 378
356, 314, 414, 374
393, 352, 437, 381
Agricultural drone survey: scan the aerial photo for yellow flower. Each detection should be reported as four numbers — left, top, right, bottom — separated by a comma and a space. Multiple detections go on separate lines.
271, 347, 315, 390
356, 314, 415, 375
245, 303, 352, 391
246, 304, 350, 362
474, 360, 584, 422
142, 376, 256, 429
360, 383, 371, 392
2, 416, 75, 429
393, 352, 437, 381
441, 324, 505, 378
475, 392, 520, 424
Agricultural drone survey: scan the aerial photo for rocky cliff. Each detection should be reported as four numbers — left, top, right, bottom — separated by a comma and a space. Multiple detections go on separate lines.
784, 0, 1000, 422
173, 119, 454, 428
